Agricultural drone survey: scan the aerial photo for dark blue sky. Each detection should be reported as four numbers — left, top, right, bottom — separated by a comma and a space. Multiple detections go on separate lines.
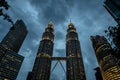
0, 0, 116, 80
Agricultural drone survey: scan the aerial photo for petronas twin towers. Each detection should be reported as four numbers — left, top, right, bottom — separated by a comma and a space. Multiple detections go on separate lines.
27, 21, 86, 80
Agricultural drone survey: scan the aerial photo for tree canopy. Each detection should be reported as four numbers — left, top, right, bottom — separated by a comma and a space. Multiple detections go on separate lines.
105, 24, 120, 59
0, 0, 13, 25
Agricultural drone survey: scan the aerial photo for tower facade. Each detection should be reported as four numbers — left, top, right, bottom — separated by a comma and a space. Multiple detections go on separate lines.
0, 20, 28, 80
66, 22, 86, 80
91, 35, 120, 80
28, 22, 54, 80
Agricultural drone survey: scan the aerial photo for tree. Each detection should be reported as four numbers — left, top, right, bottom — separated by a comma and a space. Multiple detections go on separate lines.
0, 0, 10, 10
105, 24, 120, 59
0, 0, 13, 25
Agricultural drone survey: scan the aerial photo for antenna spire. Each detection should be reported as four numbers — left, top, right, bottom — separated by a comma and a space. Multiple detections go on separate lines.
70, 18, 71, 23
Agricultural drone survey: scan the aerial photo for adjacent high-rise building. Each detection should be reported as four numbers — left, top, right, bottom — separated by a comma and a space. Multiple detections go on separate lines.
66, 22, 86, 80
1, 20, 28, 53
0, 20, 28, 80
0, 45, 24, 80
91, 35, 120, 80
104, 0, 120, 24
27, 22, 54, 80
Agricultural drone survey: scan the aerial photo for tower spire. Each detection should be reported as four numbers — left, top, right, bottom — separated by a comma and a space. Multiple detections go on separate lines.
70, 18, 71, 23
69, 18, 73, 25
66, 22, 86, 80
28, 22, 54, 80
68, 18, 74, 28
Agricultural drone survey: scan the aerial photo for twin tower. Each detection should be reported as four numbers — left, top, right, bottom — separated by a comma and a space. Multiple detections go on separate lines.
27, 21, 86, 80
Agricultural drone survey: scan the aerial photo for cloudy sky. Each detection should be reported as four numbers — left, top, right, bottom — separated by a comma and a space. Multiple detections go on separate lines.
0, 0, 117, 80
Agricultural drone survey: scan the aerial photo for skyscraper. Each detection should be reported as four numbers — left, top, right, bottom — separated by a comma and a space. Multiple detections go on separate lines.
27, 21, 87, 80
66, 22, 86, 80
104, 0, 120, 24
91, 35, 120, 80
0, 46, 24, 80
28, 22, 54, 80
1, 20, 28, 53
0, 20, 28, 80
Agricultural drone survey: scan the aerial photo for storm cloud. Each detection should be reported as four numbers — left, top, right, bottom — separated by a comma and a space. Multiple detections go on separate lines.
29, 0, 70, 25
0, 0, 117, 80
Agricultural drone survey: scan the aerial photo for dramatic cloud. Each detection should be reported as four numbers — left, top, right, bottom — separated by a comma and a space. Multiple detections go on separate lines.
55, 49, 66, 57
55, 31, 64, 40
0, 0, 117, 80
30, 0, 70, 25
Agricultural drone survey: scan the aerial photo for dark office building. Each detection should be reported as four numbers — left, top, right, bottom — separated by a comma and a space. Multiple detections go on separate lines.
104, 0, 120, 24
1, 20, 28, 53
0, 45, 24, 80
91, 35, 120, 80
66, 22, 86, 80
28, 22, 54, 80
94, 67, 103, 80
0, 20, 28, 80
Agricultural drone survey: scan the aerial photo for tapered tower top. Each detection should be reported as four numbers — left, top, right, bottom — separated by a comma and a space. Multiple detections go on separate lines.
45, 21, 54, 33
67, 20, 76, 32
68, 19, 74, 28
48, 21, 54, 28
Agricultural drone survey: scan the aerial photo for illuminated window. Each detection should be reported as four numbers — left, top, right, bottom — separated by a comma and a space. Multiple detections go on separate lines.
102, 65, 120, 80
69, 26, 72, 28
70, 29, 76, 32
4, 78, 8, 80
